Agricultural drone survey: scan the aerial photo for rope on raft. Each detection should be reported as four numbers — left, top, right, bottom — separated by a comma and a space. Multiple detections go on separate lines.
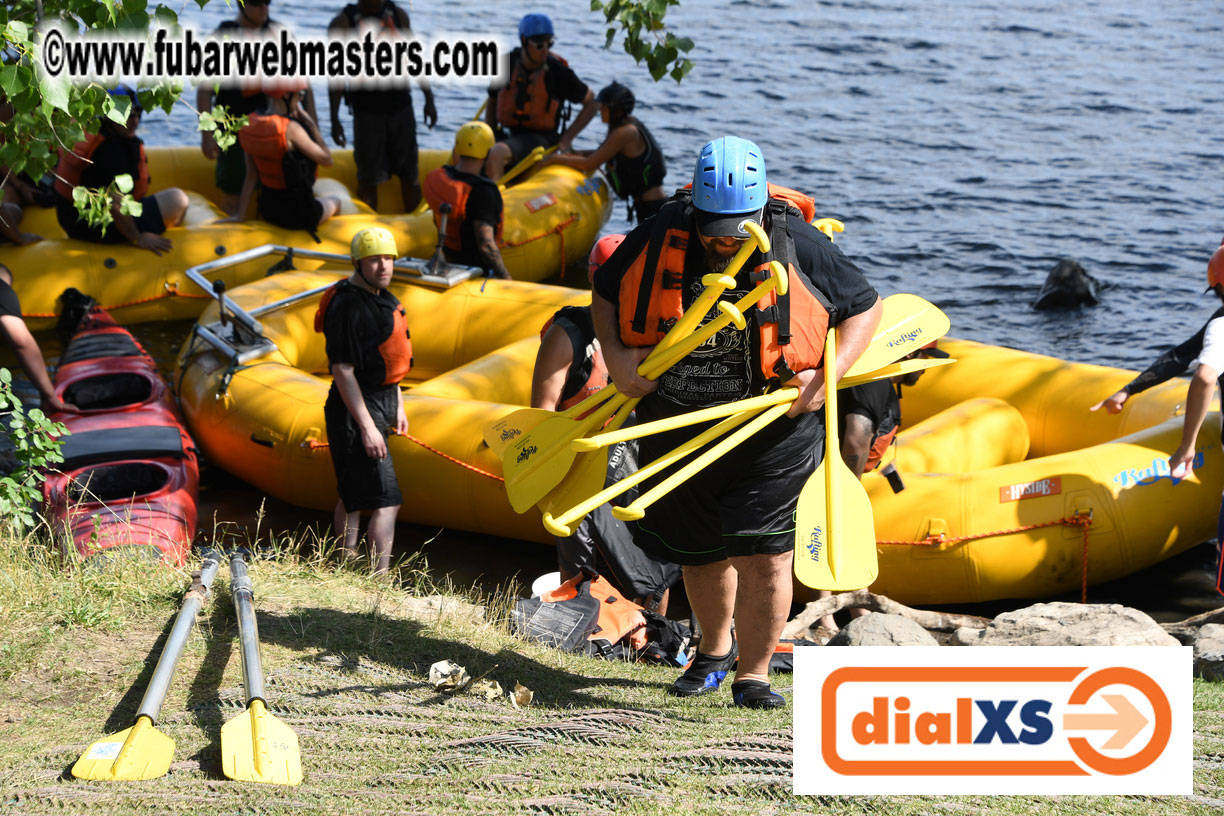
304, 433, 504, 483
23, 281, 212, 319
877, 512, 1095, 603
499, 214, 576, 281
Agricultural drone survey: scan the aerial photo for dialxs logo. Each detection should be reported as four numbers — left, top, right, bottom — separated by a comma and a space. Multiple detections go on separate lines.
515, 444, 537, 464
805, 525, 825, 565
886, 329, 922, 348
793, 647, 1191, 795
999, 476, 1061, 503
1113, 450, 1206, 488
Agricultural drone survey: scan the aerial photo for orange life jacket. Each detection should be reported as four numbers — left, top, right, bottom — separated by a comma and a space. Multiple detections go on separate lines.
53, 132, 150, 200
422, 165, 503, 253
314, 281, 413, 385
539, 305, 610, 412
495, 50, 567, 133
238, 113, 317, 191
617, 187, 832, 383
864, 425, 898, 472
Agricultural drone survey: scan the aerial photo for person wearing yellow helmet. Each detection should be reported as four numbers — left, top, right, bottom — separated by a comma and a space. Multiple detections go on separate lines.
421, 121, 511, 279
314, 226, 413, 573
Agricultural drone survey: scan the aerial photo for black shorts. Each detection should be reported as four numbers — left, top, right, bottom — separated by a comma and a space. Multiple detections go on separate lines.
258, 186, 324, 232
56, 194, 166, 243
353, 106, 418, 187
324, 383, 403, 512
501, 130, 558, 168
631, 410, 824, 567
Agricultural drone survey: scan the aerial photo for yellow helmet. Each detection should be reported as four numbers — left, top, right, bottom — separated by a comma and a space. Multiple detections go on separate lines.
350, 226, 398, 262
454, 120, 495, 160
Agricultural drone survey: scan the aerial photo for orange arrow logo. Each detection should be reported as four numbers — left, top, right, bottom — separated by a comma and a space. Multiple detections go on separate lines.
1062, 694, 1148, 750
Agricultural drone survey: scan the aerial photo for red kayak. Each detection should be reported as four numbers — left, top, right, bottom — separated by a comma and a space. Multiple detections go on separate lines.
41, 290, 198, 566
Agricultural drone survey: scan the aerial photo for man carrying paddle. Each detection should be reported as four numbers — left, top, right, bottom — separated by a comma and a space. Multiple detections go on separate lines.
591, 136, 882, 709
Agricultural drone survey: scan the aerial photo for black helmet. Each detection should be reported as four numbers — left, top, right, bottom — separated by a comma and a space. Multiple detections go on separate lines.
597, 82, 635, 118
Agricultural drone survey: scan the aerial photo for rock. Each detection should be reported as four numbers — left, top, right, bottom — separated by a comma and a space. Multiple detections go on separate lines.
1033, 259, 1100, 309
1193, 623, 1224, 682
825, 613, 940, 646
953, 602, 1180, 646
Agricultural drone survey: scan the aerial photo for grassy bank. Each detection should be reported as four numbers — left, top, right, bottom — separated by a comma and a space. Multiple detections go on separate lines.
2, 525, 1223, 816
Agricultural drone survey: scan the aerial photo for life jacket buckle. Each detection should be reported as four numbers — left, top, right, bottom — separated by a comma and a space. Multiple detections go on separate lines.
753, 304, 780, 326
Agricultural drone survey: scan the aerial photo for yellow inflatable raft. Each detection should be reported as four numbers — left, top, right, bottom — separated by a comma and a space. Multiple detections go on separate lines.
6, 147, 610, 330
175, 265, 584, 543
864, 338, 1222, 606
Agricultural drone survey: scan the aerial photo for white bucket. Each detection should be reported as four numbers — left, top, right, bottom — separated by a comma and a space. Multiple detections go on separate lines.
530, 571, 562, 599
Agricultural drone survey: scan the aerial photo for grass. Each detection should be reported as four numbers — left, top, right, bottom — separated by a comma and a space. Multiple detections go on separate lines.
1, 520, 1223, 815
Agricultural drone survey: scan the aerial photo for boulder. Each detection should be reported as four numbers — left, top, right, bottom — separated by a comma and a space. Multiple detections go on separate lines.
952, 602, 1179, 646
1194, 623, 1224, 682
826, 613, 939, 646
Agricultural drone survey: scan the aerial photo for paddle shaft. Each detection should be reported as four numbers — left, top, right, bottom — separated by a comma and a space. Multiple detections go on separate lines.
823, 327, 842, 582
229, 552, 267, 705
135, 551, 222, 724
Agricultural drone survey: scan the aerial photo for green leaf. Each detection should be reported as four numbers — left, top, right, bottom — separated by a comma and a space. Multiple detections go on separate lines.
590, 0, 603, 9
73, 185, 90, 205
672, 36, 694, 53
0, 65, 24, 98
106, 94, 131, 124
39, 78, 70, 114
119, 197, 143, 217
113, 173, 133, 194
6, 20, 29, 42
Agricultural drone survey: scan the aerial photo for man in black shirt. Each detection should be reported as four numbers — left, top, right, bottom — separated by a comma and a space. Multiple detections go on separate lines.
592, 137, 882, 709
318, 227, 412, 574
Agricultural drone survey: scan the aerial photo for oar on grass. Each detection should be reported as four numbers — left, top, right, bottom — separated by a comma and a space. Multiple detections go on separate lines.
72, 551, 223, 781
793, 328, 879, 591
220, 550, 302, 786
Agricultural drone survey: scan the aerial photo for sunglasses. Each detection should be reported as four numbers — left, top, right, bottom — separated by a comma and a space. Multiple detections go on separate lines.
527, 35, 554, 48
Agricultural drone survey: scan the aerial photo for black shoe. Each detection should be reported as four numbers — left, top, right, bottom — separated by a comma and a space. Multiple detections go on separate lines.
731, 680, 786, 710
669, 643, 738, 697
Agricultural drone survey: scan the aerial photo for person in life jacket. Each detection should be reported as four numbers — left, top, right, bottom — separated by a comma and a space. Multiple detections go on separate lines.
327, 0, 437, 212
422, 121, 511, 279
0, 97, 44, 246
483, 13, 599, 182
531, 234, 682, 612
814, 338, 950, 632
591, 136, 883, 709
1092, 239, 1224, 595
196, 0, 318, 215
543, 82, 667, 225
316, 226, 412, 574
53, 86, 189, 256
230, 81, 342, 240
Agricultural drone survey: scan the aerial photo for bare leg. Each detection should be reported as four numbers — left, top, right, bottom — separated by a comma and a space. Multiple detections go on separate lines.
366, 504, 399, 574
317, 196, 343, 226
357, 182, 377, 211
334, 499, 360, 562
399, 175, 421, 213
729, 550, 793, 683
681, 560, 737, 657
484, 143, 510, 182
219, 192, 240, 218
153, 188, 190, 227
816, 590, 839, 631
0, 201, 41, 245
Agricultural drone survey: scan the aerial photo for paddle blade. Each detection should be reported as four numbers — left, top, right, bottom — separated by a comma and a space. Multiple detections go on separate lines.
72, 716, 174, 781
794, 460, 879, 591
221, 700, 302, 786
845, 294, 950, 378
483, 408, 551, 458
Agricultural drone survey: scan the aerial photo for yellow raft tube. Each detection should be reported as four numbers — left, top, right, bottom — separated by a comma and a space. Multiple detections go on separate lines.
6, 146, 610, 330
864, 338, 1222, 605
176, 266, 585, 543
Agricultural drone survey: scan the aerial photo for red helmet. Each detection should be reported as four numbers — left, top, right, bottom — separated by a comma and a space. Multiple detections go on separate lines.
588, 234, 626, 282
1208, 239, 1224, 291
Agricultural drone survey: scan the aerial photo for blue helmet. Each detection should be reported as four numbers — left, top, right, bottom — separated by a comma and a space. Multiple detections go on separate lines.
518, 13, 554, 39
692, 136, 766, 218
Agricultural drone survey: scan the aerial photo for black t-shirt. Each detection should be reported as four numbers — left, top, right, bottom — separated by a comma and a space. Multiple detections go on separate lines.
322, 280, 405, 392
211, 20, 279, 116
79, 134, 144, 190
594, 208, 878, 414
838, 378, 900, 439
446, 168, 503, 269
0, 279, 21, 318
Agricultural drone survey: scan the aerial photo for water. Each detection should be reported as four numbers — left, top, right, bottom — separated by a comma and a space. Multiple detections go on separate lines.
13, 0, 1224, 606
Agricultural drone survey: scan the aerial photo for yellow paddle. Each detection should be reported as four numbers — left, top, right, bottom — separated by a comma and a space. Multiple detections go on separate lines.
498, 145, 558, 189
528, 259, 789, 518
794, 329, 879, 591
843, 293, 951, 379
72, 552, 222, 781
500, 230, 775, 512
220, 551, 302, 786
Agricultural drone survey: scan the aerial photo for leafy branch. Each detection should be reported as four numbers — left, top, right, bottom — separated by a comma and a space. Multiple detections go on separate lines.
591, 0, 694, 82
0, 368, 68, 534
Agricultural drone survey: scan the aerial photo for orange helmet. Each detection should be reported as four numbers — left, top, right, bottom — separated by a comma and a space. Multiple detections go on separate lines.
588, 234, 626, 283
1208, 239, 1224, 292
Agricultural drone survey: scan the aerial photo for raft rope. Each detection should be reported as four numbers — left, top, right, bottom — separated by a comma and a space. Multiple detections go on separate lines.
500, 214, 576, 281
876, 511, 1095, 603
304, 433, 504, 482
23, 281, 212, 320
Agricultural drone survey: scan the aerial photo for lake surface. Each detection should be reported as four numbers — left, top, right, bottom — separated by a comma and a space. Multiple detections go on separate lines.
11, 0, 1224, 611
